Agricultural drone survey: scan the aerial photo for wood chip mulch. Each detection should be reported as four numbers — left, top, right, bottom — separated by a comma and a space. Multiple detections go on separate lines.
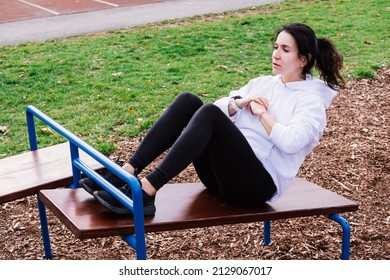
1, 67, 389, 260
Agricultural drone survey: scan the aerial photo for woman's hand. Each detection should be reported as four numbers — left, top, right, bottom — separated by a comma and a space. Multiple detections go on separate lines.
249, 101, 267, 118
248, 96, 275, 136
235, 96, 269, 111
247, 96, 269, 117
229, 95, 275, 135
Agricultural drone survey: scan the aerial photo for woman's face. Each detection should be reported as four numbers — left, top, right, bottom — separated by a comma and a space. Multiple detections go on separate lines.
272, 31, 307, 83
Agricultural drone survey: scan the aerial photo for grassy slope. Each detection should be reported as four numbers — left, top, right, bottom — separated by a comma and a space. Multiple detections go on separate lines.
0, 0, 388, 157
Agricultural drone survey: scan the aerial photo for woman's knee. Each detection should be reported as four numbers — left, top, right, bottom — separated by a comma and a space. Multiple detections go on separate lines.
198, 103, 220, 114
167, 92, 204, 120
195, 103, 227, 123
176, 92, 204, 108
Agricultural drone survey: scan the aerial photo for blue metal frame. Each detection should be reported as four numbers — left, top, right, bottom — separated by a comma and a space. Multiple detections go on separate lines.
263, 220, 271, 245
328, 213, 351, 260
26, 105, 147, 260
37, 195, 52, 259
262, 215, 352, 260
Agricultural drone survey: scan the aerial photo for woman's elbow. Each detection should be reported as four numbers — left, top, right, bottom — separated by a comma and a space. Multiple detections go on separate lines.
278, 142, 303, 154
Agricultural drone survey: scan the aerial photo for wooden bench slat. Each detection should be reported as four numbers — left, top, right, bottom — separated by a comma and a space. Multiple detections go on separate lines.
39, 178, 358, 239
0, 142, 104, 203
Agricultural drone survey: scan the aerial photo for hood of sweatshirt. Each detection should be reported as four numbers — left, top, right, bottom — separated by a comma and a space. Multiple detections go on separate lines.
280, 75, 337, 109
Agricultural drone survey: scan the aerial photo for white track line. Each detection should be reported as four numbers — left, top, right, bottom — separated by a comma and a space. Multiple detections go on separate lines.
18, 0, 60, 15
93, 0, 119, 7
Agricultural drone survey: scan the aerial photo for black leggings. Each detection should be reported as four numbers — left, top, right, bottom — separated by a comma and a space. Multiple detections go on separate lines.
128, 92, 276, 206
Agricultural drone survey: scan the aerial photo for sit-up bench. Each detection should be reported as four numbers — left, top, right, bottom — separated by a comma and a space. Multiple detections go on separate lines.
3, 105, 358, 260
0, 142, 103, 204
39, 178, 358, 260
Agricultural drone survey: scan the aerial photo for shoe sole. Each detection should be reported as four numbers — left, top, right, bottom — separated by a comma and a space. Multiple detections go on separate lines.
93, 192, 156, 216
79, 179, 97, 196
144, 205, 156, 216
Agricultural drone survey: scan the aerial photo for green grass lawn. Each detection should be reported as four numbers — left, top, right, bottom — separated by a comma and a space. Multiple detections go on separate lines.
0, 0, 389, 158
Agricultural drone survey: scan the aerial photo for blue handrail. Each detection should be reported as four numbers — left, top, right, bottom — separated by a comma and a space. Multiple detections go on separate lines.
26, 105, 147, 260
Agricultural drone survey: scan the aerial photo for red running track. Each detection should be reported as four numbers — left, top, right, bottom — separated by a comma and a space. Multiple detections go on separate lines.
0, 0, 163, 24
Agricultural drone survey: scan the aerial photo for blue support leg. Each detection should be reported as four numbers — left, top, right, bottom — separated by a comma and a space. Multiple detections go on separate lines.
263, 220, 271, 245
123, 186, 147, 260
69, 142, 81, 189
123, 234, 147, 260
328, 213, 351, 260
37, 194, 52, 259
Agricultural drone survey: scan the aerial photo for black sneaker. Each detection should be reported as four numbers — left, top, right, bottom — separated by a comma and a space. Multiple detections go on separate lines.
93, 182, 156, 216
79, 171, 127, 195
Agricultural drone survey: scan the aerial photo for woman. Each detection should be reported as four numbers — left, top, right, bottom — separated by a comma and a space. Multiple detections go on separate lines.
80, 23, 344, 215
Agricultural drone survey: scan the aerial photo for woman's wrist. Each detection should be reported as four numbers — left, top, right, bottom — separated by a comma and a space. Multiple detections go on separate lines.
258, 111, 267, 119
258, 111, 276, 136
229, 97, 243, 112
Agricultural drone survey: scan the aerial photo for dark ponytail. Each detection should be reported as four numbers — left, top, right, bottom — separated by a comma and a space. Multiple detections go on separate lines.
315, 37, 345, 90
275, 23, 345, 90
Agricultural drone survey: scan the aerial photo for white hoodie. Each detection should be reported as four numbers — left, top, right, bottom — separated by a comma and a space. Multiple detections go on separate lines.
214, 75, 337, 201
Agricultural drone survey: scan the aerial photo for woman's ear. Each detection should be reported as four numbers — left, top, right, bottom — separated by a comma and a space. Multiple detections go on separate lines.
301, 53, 311, 67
